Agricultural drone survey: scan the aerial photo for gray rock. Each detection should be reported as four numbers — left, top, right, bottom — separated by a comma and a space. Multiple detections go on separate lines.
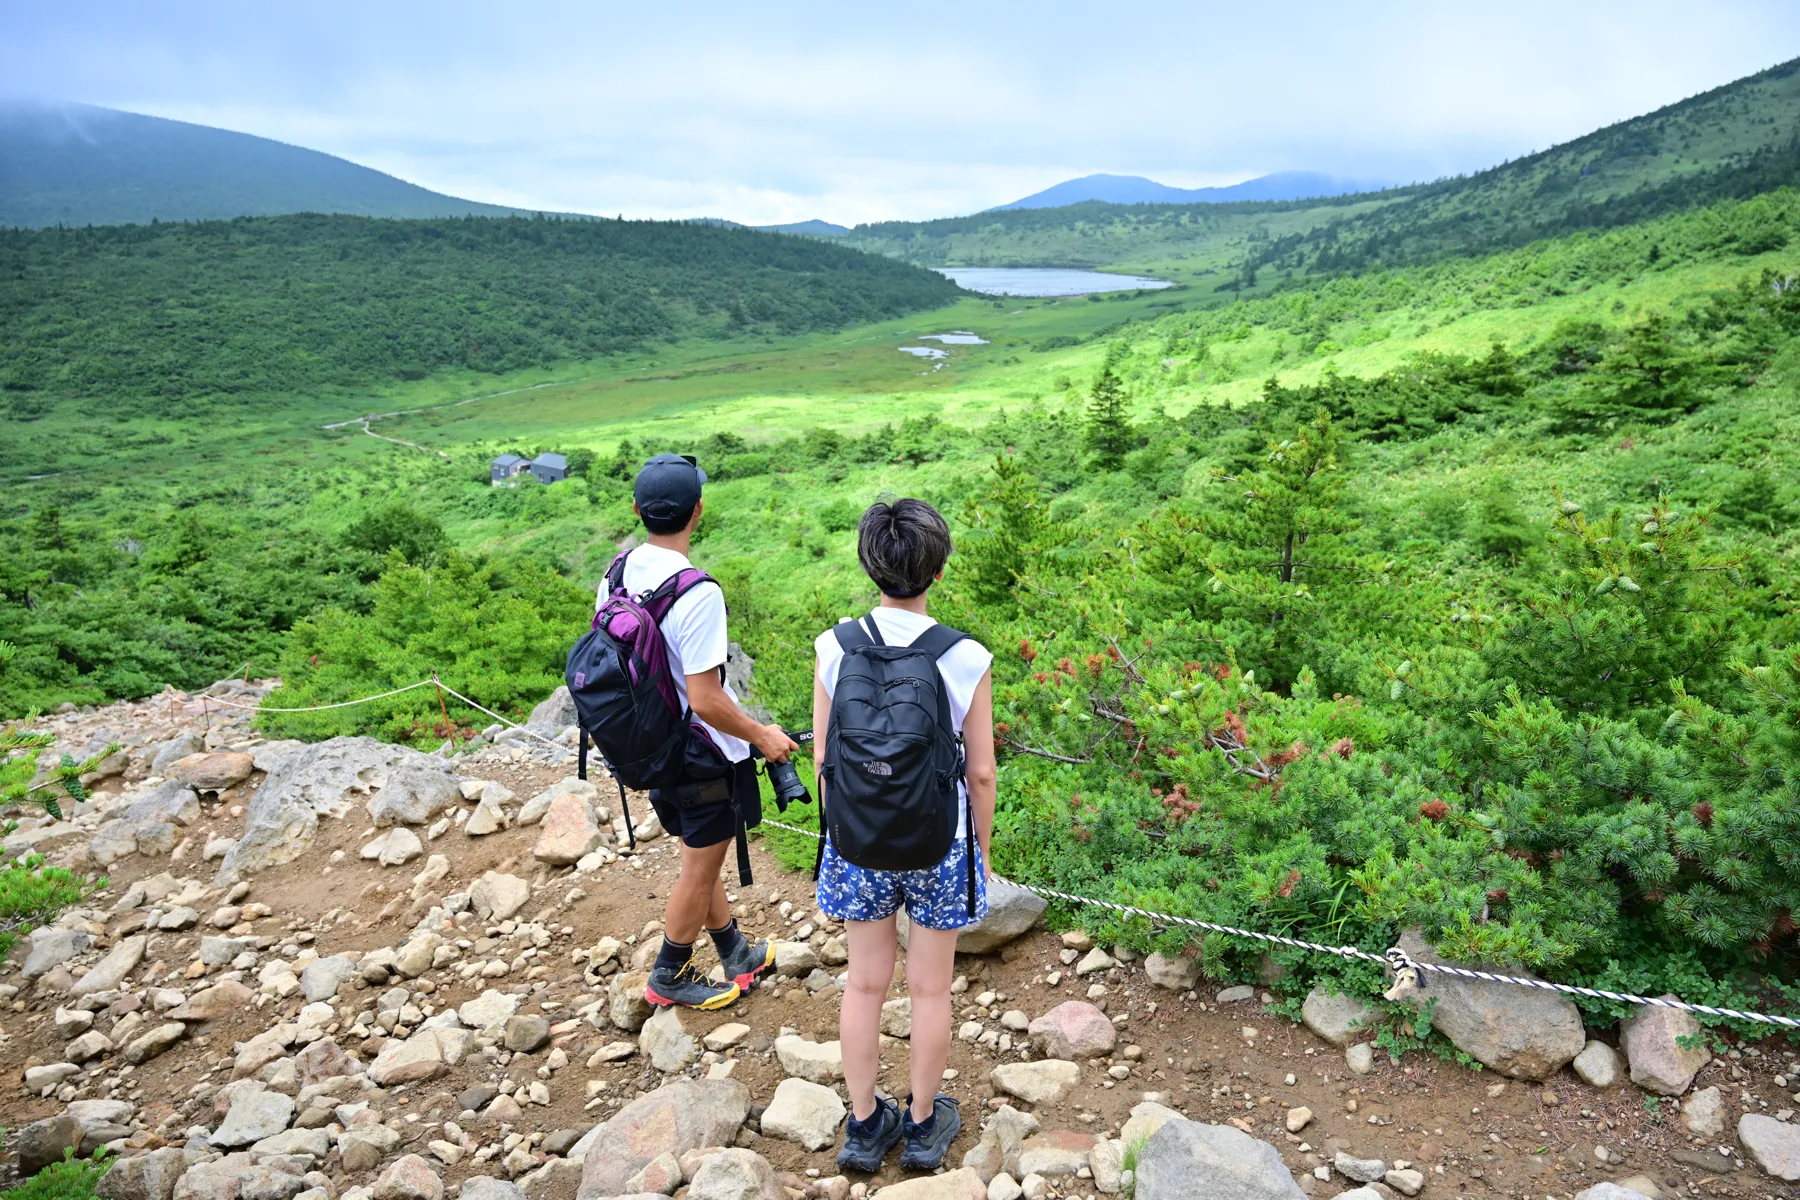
459, 1181, 527, 1200
1143, 952, 1202, 991
72, 934, 148, 995
640, 1005, 699, 1072
367, 764, 465, 828
1332, 1152, 1386, 1183
173, 1154, 308, 1200
990, 1060, 1080, 1106
200, 936, 248, 965
760, 1077, 846, 1151
151, 733, 203, 774
1571, 1039, 1621, 1088
14, 1113, 82, 1176
122, 1022, 187, 1065
1345, 1043, 1375, 1075
527, 687, 578, 735
899, 876, 1046, 954
1620, 997, 1711, 1096
22, 928, 92, 978
1740, 1112, 1800, 1181
1572, 1185, 1652, 1200
1133, 1120, 1305, 1200
215, 737, 462, 882
252, 741, 306, 774
685, 1148, 784, 1200
1214, 985, 1256, 1004
1390, 929, 1584, 1080
471, 871, 531, 922
503, 1015, 551, 1054
460, 1182, 526, 1200
95, 1146, 186, 1200
1681, 1085, 1724, 1136
89, 782, 201, 867
212, 1087, 296, 1147
575, 1078, 751, 1199
251, 1128, 331, 1159
1299, 989, 1377, 1047
300, 955, 359, 1002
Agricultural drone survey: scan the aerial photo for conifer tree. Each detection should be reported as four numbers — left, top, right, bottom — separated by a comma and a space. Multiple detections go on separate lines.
1085, 359, 1132, 470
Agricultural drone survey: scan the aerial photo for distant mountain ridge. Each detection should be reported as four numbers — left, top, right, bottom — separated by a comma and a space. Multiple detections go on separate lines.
0, 101, 545, 228
690, 216, 849, 236
993, 170, 1392, 210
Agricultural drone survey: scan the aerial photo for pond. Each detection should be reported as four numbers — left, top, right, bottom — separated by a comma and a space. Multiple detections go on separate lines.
935, 267, 1174, 296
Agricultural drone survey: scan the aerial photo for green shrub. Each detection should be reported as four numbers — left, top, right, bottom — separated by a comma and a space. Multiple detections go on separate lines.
0, 703, 108, 960
0, 1151, 109, 1199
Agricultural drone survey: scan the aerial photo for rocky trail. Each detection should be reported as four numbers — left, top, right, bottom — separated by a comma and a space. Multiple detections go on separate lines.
4, 682, 1800, 1200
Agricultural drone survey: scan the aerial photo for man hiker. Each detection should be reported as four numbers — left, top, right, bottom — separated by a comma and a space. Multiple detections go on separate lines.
616, 452, 798, 1009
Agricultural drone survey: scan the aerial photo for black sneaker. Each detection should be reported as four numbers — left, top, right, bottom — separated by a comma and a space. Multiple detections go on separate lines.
720, 935, 776, 991
836, 1096, 903, 1173
898, 1094, 961, 1171
644, 958, 741, 1011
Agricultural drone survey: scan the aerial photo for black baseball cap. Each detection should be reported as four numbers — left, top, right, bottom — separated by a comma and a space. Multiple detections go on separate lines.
633, 452, 707, 522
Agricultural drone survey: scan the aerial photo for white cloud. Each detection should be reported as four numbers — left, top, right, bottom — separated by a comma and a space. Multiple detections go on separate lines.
3, 0, 1795, 223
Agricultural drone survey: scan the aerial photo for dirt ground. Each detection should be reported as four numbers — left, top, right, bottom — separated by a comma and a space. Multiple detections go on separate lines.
5, 738, 1800, 1200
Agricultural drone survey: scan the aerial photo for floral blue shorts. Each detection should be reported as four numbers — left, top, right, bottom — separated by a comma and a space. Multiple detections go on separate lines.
817, 835, 989, 930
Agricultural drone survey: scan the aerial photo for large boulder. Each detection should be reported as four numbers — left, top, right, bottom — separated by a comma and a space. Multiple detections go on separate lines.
990, 1060, 1080, 1106
72, 935, 148, 996
367, 763, 466, 828
576, 1079, 751, 1199
1390, 929, 1584, 1080
214, 737, 462, 882
1133, 1120, 1305, 1200
900, 876, 1046, 954
150, 732, 203, 774
471, 872, 532, 922
638, 1006, 698, 1072
211, 1087, 295, 1147
168, 752, 255, 792
13, 1113, 82, 1176
1619, 998, 1711, 1096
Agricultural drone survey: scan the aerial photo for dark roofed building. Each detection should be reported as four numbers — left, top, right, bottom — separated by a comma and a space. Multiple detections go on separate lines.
490, 453, 527, 485
528, 452, 569, 484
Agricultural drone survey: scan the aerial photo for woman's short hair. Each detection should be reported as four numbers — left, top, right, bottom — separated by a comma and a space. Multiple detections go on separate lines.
857, 499, 952, 598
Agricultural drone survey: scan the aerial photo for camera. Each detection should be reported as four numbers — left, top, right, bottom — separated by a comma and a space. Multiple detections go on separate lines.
757, 729, 814, 810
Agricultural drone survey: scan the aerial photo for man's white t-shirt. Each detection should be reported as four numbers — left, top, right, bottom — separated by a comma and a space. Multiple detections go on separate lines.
814, 607, 994, 838
602, 544, 751, 764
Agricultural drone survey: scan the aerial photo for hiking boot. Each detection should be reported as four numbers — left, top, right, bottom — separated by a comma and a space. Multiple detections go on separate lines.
720, 934, 776, 991
898, 1094, 961, 1171
836, 1096, 903, 1173
644, 958, 741, 1011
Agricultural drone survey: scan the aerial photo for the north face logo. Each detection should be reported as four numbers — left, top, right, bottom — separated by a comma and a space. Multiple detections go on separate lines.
861, 761, 893, 776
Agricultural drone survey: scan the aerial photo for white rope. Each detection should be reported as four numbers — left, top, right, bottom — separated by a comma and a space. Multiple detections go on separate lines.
757, 818, 1800, 1030
193, 679, 440, 713
165, 668, 1800, 1030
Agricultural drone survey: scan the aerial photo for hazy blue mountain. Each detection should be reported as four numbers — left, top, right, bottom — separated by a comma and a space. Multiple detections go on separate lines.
757, 218, 848, 235
993, 170, 1391, 210
690, 217, 849, 236
0, 100, 537, 228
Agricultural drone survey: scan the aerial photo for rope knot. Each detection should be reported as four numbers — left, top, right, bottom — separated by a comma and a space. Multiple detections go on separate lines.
1383, 945, 1424, 1002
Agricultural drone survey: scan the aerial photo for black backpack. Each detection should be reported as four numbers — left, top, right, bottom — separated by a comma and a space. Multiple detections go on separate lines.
566, 551, 732, 848
816, 615, 977, 916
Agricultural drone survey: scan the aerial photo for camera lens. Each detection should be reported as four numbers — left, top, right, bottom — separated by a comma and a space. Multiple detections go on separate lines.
765, 758, 811, 808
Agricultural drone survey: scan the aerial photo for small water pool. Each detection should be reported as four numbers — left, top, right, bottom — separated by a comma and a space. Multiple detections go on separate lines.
936, 267, 1173, 297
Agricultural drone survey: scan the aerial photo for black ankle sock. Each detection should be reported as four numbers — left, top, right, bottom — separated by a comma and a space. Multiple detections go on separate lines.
653, 936, 694, 974
905, 1096, 936, 1134
848, 1106, 883, 1136
707, 918, 746, 959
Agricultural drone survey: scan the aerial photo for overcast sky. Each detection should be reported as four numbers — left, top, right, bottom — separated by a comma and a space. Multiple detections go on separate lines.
3, 1, 1796, 226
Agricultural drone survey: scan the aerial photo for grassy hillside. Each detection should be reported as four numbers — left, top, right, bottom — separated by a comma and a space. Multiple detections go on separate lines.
0, 101, 531, 229
7, 185, 1800, 1019
0, 213, 965, 418
842, 55, 1800, 292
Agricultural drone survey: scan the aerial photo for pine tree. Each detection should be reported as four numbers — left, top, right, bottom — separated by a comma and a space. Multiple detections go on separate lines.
1085, 361, 1132, 470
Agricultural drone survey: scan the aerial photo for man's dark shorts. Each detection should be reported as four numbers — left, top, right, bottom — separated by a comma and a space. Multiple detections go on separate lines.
648, 758, 759, 849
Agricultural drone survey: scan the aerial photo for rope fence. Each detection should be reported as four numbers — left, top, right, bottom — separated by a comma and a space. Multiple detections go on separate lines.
158, 674, 1800, 1031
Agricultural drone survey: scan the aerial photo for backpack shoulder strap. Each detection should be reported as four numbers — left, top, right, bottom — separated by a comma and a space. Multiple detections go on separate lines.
831, 617, 877, 653
639, 568, 718, 624
603, 550, 632, 594
911, 623, 969, 661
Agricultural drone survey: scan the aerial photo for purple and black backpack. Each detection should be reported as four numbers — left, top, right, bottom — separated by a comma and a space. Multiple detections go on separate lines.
566, 550, 731, 842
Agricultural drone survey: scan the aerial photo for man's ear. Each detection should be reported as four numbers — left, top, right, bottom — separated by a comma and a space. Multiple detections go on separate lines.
686, 498, 705, 532
633, 501, 643, 519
